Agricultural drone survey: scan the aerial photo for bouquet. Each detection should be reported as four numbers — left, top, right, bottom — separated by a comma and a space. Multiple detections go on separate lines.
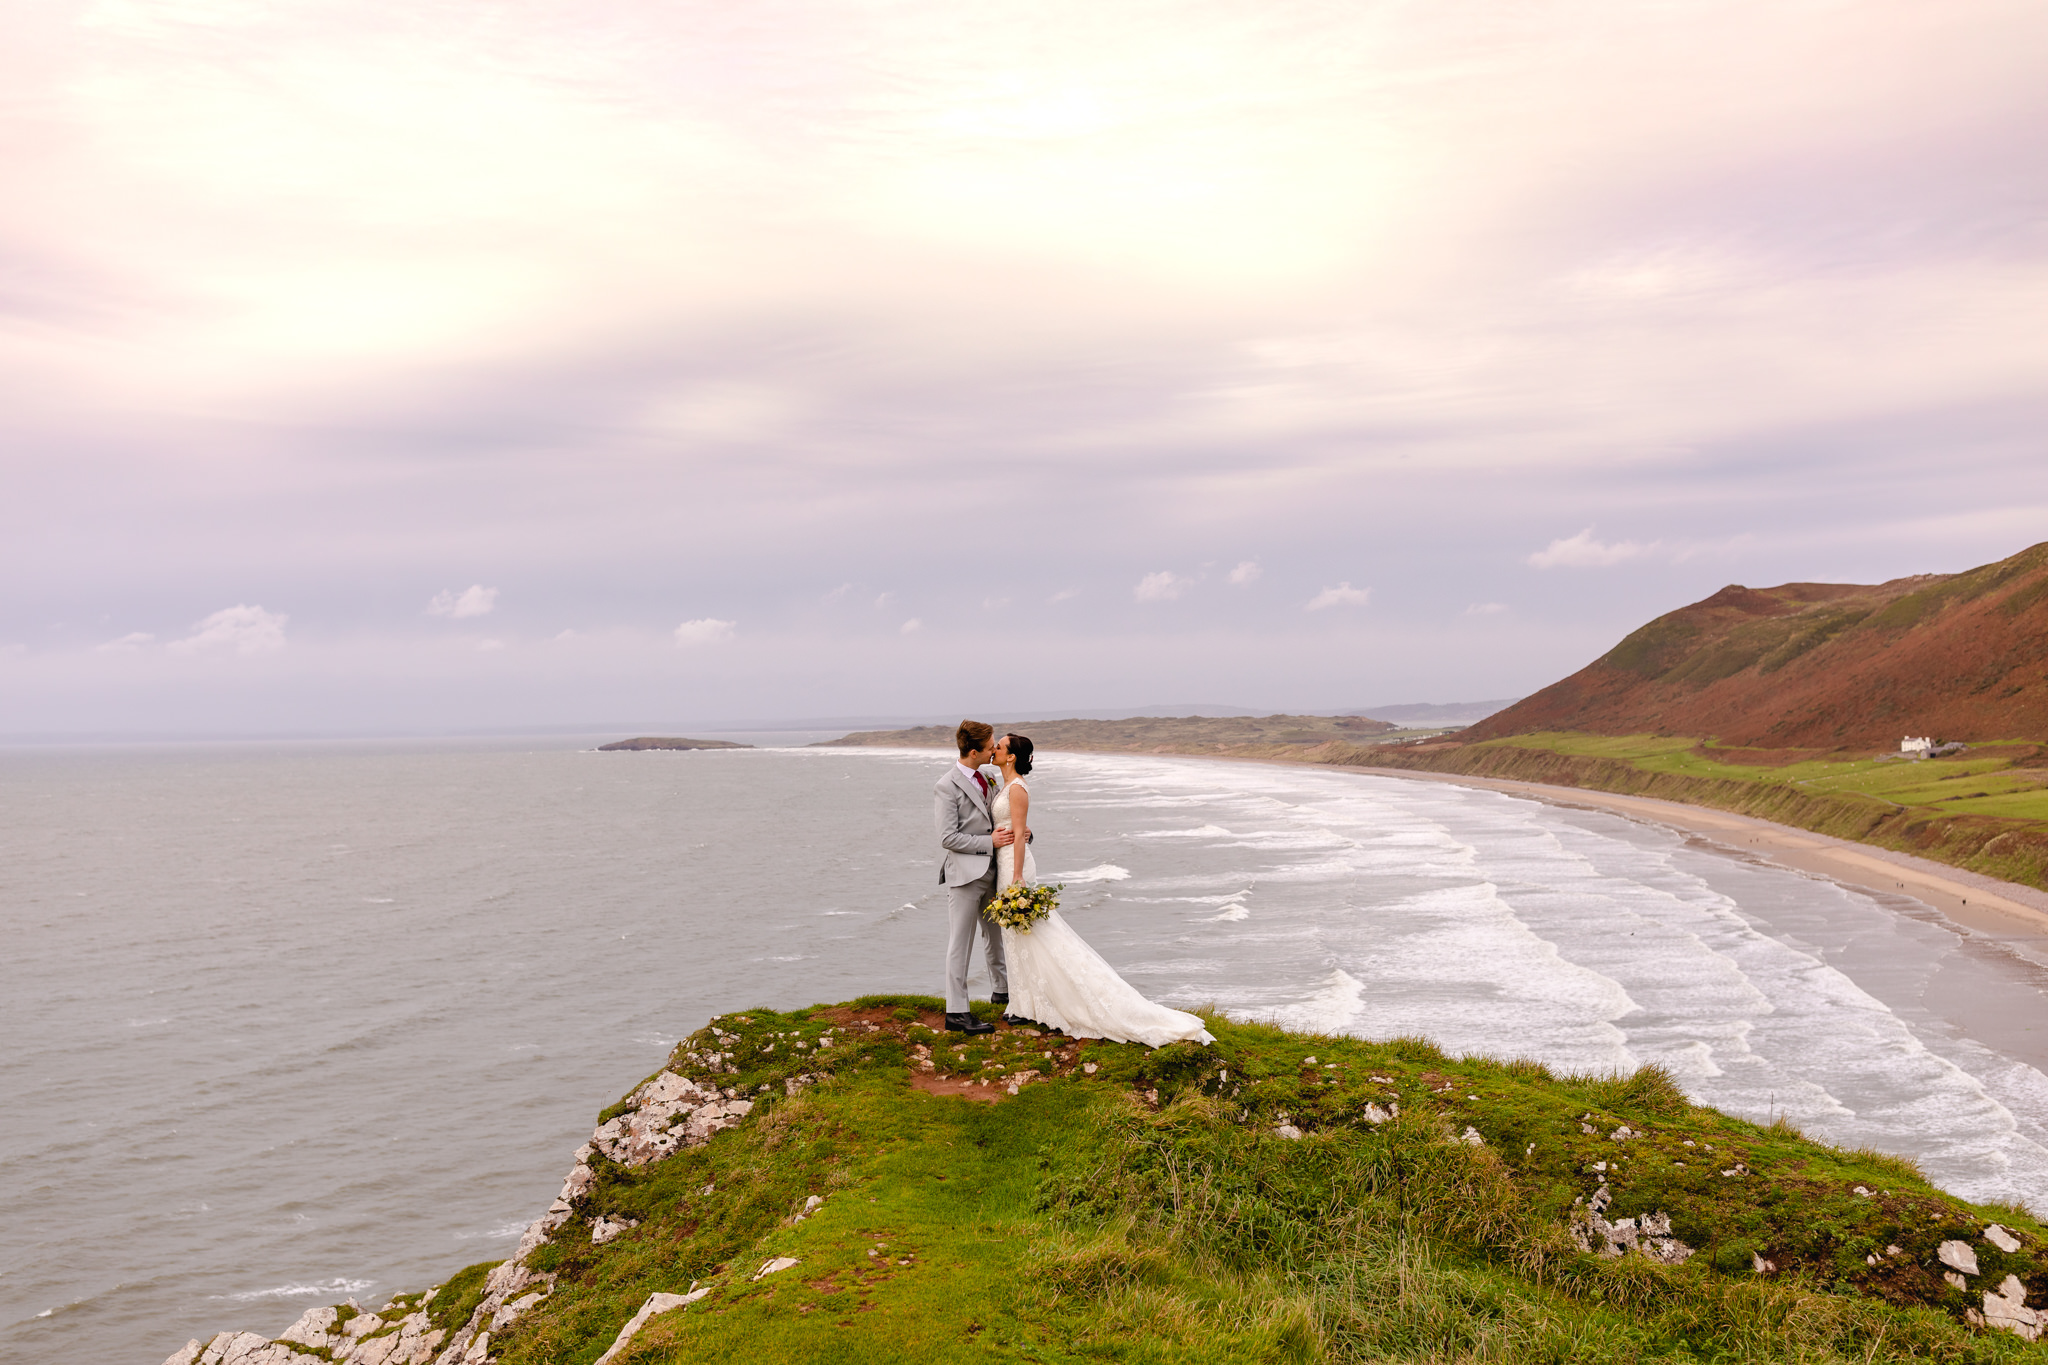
986, 882, 1062, 933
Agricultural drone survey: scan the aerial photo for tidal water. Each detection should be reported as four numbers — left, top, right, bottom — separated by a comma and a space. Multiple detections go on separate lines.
3, 738, 2046, 1364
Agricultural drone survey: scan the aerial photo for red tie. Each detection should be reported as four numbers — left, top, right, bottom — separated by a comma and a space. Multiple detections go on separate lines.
974, 771, 989, 798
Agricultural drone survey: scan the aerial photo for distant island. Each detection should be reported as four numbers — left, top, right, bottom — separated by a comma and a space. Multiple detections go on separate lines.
817, 712, 1429, 753
597, 737, 752, 751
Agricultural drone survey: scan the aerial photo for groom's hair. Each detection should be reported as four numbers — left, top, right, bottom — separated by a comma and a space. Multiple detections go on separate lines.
956, 720, 994, 756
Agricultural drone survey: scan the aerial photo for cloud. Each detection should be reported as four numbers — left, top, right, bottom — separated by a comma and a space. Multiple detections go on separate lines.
1228, 560, 1262, 585
1526, 529, 1661, 569
673, 618, 736, 646
1134, 571, 1192, 602
4, 1, 2045, 738
900, 618, 923, 634
169, 605, 289, 654
96, 632, 156, 651
1305, 583, 1370, 611
822, 583, 854, 604
1465, 602, 1508, 615
427, 585, 498, 619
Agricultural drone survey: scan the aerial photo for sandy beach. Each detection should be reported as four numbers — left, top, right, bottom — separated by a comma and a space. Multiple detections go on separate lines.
1350, 765, 2048, 954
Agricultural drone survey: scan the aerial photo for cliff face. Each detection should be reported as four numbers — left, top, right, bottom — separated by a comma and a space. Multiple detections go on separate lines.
1465, 541, 2048, 749
163, 998, 2048, 1364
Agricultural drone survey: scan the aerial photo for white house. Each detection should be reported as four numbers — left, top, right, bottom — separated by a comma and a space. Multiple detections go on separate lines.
1901, 736, 1934, 756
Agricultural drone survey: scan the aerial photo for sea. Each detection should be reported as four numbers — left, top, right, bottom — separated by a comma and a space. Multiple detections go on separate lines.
4, 736, 2047, 1364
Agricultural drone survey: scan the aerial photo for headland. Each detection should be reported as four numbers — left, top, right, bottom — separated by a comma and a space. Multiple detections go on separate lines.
164, 997, 2048, 1364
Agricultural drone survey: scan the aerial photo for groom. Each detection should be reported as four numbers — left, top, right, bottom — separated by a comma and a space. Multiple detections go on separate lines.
935, 719, 1017, 1034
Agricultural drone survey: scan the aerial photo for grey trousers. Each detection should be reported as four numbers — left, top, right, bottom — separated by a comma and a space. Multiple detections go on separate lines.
945, 872, 1006, 1013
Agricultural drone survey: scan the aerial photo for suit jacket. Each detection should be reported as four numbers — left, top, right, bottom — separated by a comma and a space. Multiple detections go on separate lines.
935, 764, 997, 887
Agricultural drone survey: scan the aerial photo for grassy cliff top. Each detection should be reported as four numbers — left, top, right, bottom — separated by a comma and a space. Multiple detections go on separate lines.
395, 1000, 2044, 1364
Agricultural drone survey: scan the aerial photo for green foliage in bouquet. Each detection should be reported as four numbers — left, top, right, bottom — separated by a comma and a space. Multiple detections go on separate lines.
986, 881, 1063, 932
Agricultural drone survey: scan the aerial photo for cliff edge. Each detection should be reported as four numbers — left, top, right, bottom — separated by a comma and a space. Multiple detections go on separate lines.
164, 999, 2046, 1364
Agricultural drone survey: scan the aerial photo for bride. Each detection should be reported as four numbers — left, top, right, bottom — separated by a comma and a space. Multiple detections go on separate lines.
989, 734, 1214, 1048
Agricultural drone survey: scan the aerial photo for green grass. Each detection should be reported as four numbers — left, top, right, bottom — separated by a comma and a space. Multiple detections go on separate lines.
429, 1003, 2048, 1364
1486, 733, 2048, 821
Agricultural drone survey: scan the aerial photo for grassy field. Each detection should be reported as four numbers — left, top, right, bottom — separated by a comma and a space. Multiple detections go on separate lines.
323, 999, 2048, 1364
1483, 734, 2048, 822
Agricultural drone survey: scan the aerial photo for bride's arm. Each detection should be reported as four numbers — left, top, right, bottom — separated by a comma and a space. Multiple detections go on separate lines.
1007, 783, 1030, 883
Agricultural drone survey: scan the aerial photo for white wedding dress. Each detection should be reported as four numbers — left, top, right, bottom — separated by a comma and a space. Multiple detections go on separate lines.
992, 775, 1214, 1048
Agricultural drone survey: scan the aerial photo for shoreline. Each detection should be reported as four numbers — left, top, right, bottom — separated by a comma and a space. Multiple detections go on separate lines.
1338, 764, 2048, 951
841, 739, 2048, 943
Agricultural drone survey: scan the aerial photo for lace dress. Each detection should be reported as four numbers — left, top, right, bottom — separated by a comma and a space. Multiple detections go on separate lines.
994, 777, 1214, 1048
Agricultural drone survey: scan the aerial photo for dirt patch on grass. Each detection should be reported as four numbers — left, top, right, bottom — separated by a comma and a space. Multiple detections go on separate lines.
908, 1073, 1003, 1104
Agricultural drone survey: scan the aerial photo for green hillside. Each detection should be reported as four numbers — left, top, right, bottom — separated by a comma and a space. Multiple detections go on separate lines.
1481, 735, 2048, 822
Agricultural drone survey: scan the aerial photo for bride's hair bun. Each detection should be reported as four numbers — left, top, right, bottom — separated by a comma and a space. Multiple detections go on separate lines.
1007, 733, 1034, 775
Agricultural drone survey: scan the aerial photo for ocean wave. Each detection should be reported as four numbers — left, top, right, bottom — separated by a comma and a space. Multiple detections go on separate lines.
1260, 968, 1366, 1033
1135, 825, 1233, 838
1052, 864, 1130, 882
1206, 904, 1250, 922
215, 1278, 374, 1302
454, 1220, 529, 1241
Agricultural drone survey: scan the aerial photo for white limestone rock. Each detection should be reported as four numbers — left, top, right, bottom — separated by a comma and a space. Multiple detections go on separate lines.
754, 1256, 802, 1279
589, 1072, 754, 1167
277, 1305, 340, 1349
591, 1289, 709, 1365
492, 1291, 548, 1331
1361, 1103, 1391, 1125
1985, 1224, 2024, 1254
1939, 1240, 1981, 1276
590, 1215, 639, 1245
1460, 1126, 1485, 1146
1569, 1190, 1693, 1264
1273, 1123, 1304, 1140
1982, 1274, 2041, 1340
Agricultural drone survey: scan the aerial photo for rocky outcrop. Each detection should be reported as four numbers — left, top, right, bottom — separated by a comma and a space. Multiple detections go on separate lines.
1569, 1185, 1694, 1264
163, 1301, 447, 1365
162, 1062, 755, 1365
1977, 1274, 2042, 1341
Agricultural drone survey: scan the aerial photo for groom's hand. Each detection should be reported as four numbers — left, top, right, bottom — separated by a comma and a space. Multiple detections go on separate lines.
993, 827, 1016, 848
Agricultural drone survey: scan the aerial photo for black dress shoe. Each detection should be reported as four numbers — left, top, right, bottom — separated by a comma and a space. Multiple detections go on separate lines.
944, 1011, 993, 1035
990, 992, 1010, 1007
1001, 1013, 1033, 1027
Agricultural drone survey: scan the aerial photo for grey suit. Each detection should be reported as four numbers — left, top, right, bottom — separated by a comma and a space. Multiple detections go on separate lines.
935, 763, 1007, 1013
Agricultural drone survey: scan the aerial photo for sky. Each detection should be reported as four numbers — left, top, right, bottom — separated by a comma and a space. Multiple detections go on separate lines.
4, 0, 2044, 735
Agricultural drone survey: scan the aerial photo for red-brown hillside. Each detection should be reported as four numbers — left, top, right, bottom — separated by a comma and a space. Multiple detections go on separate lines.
1466, 541, 2048, 749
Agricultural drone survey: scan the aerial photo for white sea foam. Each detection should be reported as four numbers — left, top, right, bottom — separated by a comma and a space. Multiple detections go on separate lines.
216, 1278, 374, 1302
1207, 905, 1250, 922
1135, 825, 1234, 838
454, 1221, 529, 1241
1052, 863, 1130, 882
1261, 968, 1366, 1033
